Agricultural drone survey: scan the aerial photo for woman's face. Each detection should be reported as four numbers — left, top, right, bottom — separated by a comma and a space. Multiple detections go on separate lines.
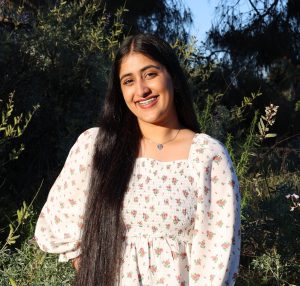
119, 52, 177, 126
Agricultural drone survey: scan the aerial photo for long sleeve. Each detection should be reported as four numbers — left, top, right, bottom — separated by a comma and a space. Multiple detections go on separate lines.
34, 127, 98, 262
189, 135, 241, 285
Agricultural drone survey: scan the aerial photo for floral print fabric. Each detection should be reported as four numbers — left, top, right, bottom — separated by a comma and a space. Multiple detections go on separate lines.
35, 128, 241, 285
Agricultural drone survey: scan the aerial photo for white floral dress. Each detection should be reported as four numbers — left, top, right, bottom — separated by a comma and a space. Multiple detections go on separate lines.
35, 128, 241, 286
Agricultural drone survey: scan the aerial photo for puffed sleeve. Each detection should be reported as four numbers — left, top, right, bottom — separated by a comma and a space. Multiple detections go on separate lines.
34, 127, 98, 262
189, 135, 241, 285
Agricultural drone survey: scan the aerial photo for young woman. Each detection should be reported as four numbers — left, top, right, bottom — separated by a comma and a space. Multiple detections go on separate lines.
35, 34, 241, 286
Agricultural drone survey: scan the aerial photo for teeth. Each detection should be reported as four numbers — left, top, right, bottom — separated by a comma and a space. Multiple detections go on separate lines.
138, 97, 157, 106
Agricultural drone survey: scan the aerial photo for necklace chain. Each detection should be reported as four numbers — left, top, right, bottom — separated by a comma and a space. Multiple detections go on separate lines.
143, 129, 181, 151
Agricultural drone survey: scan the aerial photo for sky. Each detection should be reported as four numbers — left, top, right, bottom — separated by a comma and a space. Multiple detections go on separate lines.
184, 0, 253, 43
183, 0, 218, 43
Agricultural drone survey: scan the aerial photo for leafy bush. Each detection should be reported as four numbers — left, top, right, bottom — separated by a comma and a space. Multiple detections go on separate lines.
0, 91, 39, 237
0, 204, 74, 286
0, 0, 126, 222
177, 40, 300, 285
1, 2, 125, 284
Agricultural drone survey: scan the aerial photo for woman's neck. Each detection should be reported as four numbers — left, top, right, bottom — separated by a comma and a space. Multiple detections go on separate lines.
138, 119, 182, 144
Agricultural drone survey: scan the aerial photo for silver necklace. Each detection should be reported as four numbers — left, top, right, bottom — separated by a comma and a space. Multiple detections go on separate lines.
144, 129, 181, 151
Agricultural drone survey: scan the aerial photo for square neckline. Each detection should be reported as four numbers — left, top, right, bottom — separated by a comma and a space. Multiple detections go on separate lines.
135, 133, 199, 163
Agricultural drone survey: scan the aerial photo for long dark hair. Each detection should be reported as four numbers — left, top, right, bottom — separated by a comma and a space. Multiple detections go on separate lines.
75, 34, 200, 286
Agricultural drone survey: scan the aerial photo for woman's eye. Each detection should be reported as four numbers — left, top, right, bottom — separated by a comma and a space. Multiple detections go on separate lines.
123, 79, 133, 85
145, 72, 157, 79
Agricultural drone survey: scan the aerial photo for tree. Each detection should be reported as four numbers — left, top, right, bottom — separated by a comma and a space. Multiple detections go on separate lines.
206, 0, 300, 136
2, 0, 193, 42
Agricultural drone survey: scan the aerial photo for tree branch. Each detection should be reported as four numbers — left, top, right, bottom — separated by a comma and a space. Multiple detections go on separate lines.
248, 0, 262, 16
249, 0, 280, 21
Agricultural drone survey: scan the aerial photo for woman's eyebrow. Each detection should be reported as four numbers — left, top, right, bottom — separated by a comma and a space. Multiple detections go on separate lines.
120, 65, 161, 81
141, 64, 160, 72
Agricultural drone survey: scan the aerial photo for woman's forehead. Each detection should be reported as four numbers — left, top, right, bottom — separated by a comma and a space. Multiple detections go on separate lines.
119, 52, 163, 77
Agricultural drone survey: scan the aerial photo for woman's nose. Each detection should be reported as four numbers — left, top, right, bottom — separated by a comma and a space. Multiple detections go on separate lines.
136, 79, 151, 98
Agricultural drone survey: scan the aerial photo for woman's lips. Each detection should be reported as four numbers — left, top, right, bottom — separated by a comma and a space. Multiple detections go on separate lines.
136, 96, 158, 109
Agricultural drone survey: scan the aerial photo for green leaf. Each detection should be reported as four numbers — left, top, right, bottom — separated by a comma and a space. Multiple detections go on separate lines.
8, 223, 14, 236
258, 122, 263, 135
7, 235, 20, 245
259, 118, 265, 129
17, 209, 23, 224
265, 133, 277, 138
9, 277, 18, 286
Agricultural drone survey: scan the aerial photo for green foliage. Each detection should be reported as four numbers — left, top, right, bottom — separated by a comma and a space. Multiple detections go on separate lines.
207, 0, 300, 136
29, 0, 125, 64
0, 3, 126, 283
224, 132, 236, 166
1, 187, 74, 285
0, 91, 39, 239
0, 2, 127, 284
0, 186, 75, 286
232, 92, 262, 120
239, 172, 300, 285
0, 0, 127, 228
0, 92, 39, 165
236, 110, 259, 179
251, 249, 291, 285
0, 234, 74, 286
184, 37, 299, 284
1, 182, 42, 251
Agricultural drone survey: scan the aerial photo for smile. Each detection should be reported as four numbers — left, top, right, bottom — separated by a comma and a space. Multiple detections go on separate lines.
137, 96, 158, 108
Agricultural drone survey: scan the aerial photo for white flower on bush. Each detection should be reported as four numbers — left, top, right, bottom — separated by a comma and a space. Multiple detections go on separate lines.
285, 193, 299, 200
285, 193, 300, 211
258, 103, 279, 140
265, 104, 279, 126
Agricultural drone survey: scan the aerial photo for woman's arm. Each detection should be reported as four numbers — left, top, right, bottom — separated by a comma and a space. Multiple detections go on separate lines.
34, 128, 98, 262
190, 136, 241, 285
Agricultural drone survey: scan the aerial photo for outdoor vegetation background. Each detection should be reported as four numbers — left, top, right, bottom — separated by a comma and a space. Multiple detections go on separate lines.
0, 0, 299, 285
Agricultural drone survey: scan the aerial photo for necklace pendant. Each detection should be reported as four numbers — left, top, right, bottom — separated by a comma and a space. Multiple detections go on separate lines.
157, 144, 164, 150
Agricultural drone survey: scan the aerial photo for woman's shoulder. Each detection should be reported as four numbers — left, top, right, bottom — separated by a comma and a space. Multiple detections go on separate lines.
193, 133, 224, 147
68, 127, 99, 157
77, 127, 99, 143
192, 133, 229, 157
